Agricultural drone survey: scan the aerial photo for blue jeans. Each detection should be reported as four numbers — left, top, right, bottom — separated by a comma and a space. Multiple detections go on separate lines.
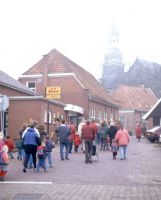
9, 151, 13, 158
60, 142, 69, 159
35, 159, 47, 171
45, 152, 52, 167
22, 149, 25, 161
17, 148, 22, 159
28, 154, 33, 168
120, 145, 127, 159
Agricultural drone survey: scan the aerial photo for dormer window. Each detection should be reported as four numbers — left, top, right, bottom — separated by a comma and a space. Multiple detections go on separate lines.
26, 82, 36, 92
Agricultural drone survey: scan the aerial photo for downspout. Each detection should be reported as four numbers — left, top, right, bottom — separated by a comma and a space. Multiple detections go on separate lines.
88, 96, 92, 120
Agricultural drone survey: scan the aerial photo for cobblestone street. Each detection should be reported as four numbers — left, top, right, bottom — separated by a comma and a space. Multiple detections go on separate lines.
0, 136, 161, 200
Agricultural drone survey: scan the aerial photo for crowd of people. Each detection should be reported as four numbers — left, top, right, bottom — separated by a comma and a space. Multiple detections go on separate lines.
0, 118, 146, 181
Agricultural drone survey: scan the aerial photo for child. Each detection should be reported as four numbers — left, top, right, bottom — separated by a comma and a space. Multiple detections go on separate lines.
111, 139, 118, 160
106, 135, 110, 150
45, 135, 55, 167
5, 136, 15, 159
35, 141, 48, 172
74, 132, 82, 153
16, 137, 22, 160
0, 140, 9, 181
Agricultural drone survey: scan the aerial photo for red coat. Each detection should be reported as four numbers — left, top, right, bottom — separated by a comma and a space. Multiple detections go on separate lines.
74, 135, 82, 146
90, 123, 98, 138
136, 125, 141, 138
68, 124, 76, 140
5, 139, 15, 152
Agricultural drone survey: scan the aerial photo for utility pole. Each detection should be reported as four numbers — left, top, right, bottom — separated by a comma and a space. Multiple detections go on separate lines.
47, 102, 50, 134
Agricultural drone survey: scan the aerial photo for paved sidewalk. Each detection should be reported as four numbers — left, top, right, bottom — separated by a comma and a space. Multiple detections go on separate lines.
0, 136, 161, 200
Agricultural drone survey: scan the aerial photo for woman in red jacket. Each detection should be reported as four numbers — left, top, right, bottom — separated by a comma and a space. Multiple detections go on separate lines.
74, 133, 82, 153
136, 122, 142, 142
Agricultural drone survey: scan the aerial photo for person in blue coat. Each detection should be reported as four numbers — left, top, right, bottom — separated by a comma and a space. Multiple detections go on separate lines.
55, 119, 72, 160
45, 135, 55, 167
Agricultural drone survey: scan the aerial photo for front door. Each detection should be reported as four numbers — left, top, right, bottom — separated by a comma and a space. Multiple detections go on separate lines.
69, 116, 78, 130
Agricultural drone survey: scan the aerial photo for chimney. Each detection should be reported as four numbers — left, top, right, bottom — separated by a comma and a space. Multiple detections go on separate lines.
139, 83, 145, 91
42, 54, 49, 97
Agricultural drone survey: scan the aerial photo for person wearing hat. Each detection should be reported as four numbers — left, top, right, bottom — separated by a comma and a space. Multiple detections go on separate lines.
107, 122, 117, 147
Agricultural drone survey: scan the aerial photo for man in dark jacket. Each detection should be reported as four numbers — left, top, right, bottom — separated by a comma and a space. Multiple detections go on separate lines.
82, 121, 95, 164
55, 119, 72, 160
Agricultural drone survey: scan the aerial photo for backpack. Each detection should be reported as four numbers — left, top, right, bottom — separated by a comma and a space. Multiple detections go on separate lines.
0, 151, 8, 165
38, 148, 45, 159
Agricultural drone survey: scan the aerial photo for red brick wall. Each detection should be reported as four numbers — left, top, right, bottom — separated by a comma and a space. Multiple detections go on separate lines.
8, 100, 66, 145
0, 85, 33, 97
148, 117, 153, 129
119, 112, 135, 134
90, 101, 119, 122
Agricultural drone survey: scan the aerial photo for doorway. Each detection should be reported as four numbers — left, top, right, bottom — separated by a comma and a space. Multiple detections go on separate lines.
69, 116, 78, 130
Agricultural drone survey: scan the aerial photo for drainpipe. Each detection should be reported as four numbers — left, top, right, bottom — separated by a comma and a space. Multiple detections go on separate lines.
88, 96, 92, 120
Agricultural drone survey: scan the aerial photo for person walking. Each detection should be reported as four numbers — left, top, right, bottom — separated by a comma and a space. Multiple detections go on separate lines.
78, 120, 85, 151
37, 125, 47, 141
82, 121, 95, 164
5, 136, 15, 159
68, 121, 76, 153
107, 122, 117, 147
115, 124, 130, 160
90, 120, 98, 139
99, 121, 108, 151
136, 122, 141, 142
74, 132, 82, 153
23, 123, 41, 173
141, 124, 147, 139
55, 119, 72, 160
114, 121, 120, 131
45, 135, 55, 167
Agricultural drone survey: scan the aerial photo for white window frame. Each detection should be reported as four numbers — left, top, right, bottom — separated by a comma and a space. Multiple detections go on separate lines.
44, 111, 47, 123
53, 113, 56, 124
104, 112, 107, 121
91, 109, 95, 119
98, 111, 101, 120
49, 112, 51, 124
26, 81, 36, 92
120, 116, 126, 129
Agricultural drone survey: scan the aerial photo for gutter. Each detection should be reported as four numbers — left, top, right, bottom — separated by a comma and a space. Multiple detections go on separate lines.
8, 96, 66, 107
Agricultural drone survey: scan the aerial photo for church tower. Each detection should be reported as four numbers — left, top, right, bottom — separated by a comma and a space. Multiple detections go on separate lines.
101, 20, 125, 93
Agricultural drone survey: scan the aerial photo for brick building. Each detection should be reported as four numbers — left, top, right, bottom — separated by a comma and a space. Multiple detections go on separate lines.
112, 85, 157, 135
0, 70, 66, 144
18, 48, 119, 128
142, 98, 161, 129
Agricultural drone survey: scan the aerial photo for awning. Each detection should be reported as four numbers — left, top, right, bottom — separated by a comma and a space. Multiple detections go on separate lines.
64, 104, 84, 114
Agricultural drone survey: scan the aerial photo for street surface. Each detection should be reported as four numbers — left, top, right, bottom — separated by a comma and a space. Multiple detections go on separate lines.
0, 136, 161, 200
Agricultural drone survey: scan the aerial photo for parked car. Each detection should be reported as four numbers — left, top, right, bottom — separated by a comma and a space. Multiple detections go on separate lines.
146, 126, 161, 143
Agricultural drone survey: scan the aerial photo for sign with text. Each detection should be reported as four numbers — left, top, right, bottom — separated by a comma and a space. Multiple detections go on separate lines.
45, 87, 61, 99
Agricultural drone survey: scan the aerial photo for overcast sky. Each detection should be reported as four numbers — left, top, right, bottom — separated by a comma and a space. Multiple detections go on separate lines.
0, 0, 161, 80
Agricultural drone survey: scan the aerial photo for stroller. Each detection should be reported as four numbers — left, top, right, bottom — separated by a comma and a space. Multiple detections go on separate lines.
91, 141, 99, 162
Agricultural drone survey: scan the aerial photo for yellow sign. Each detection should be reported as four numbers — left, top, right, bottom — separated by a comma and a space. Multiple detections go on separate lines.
46, 86, 61, 95
46, 94, 61, 99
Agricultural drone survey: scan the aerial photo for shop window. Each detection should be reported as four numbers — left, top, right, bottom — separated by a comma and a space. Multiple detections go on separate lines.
104, 113, 107, 121
91, 109, 95, 119
98, 111, 101, 120
26, 82, 36, 92
44, 111, 47, 123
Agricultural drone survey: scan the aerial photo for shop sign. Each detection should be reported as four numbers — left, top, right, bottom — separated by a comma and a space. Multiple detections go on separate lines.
45, 86, 61, 99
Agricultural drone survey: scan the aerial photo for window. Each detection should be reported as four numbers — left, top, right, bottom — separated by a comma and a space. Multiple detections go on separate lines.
91, 109, 95, 119
110, 114, 113, 120
49, 112, 51, 123
120, 117, 126, 129
44, 111, 47, 123
104, 113, 107, 121
26, 82, 36, 92
53, 113, 56, 124
98, 111, 101, 120
61, 115, 63, 120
